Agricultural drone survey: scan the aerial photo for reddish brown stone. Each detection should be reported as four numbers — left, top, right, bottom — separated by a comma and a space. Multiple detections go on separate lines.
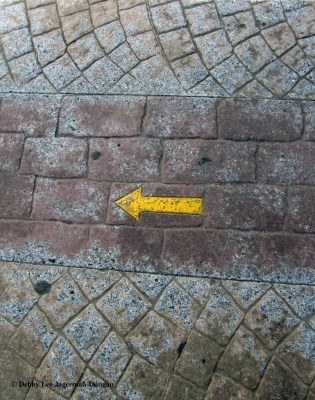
286, 187, 315, 233
303, 101, 315, 141
32, 178, 110, 223
0, 134, 24, 172
162, 140, 256, 183
20, 138, 88, 178
258, 143, 315, 184
262, 234, 315, 270
107, 182, 204, 226
218, 99, 303, 141
143, 97, 217, 138
162, 230, 263, 275
58, 96, 145, 137
89, 225, 163, 271
0, 176, 34, 218
205, 184, 286, 230
0, 94, 60, 137
0, 221, 89, 263
89, 138, 162, 181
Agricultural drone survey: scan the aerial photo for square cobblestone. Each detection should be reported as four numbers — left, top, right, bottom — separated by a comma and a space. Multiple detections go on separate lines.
91, 0, 118, 28
216, 0, 250, 15
262, 22, 296, 56
120, 4, 151, 36
33, 29, 66, 67
185, 3, 220, 36
205, 373, 254, 400
1, 28, 32, 60
253, 0, 285, 28
9, 52, 40, 85
96, 277, 151, 335
68, 33, 103, 70
223, 11, 259, 45
84, 56, 124, 92
128, 31, 159, 60
95, 21, 125, 53
176, 277, 218, 305
109, 43, 138, 72
172, 53, 208, 89
90, 331, 132, 385
43, 54, 80, 90
286, 5, 315, 38
57, 0, 88, 16
72, 369, 116, 400
61, 11, 93, 44
127, 272, 171, 300
195, 30, 232, 69
65, 305, 110, 361
151, 1, 186, 33
223, 280, 271, 309
274, 284, 315, 318
164, 375, 205, 400
28, 4, 59, 35
159, 28, 194, 61
0, 3, 28, 34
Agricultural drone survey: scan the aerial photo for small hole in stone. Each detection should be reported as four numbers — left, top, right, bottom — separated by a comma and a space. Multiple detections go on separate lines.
70, 290, 75, 295
91, 151, 101, 160
201, 358, 206, 364
177, 341, 187, 356
35, 280, 51, 295
117, 143, 120, 147
198, 157, 211, 166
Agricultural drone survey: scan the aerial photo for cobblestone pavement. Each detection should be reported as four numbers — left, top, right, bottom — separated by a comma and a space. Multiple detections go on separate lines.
0, 0, 314, 98
1, 261, 314, 400
1, 1, 315, 399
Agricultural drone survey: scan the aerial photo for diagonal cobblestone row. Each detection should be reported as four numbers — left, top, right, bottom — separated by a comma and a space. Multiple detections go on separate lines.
0, 0, 314, 97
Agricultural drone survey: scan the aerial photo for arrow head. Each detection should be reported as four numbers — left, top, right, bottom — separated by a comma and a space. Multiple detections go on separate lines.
114, 186, 143, 222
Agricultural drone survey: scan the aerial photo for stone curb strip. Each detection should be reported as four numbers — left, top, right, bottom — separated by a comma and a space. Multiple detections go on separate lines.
0, 94, 314, 284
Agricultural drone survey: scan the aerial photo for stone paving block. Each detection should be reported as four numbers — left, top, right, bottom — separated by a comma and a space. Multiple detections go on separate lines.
155, 281, 201, 331
107, 182, 204, 226
35, 336, 85, 396
223, 280, 271, 309
0, 175, 34, 219
218, 98, 303, 140
256, 358, 308, 399
126, 310, 186, 371
0, 277, 38, 325
253, 0, 285, 28
127, 272, 171, 300
89, 225, 163, 271
185, 3, 220, 36
96, 277, 150, 334
211, 55, 252, 94
218, 326, 270, 390
144, 96, 217, 138
109, 43, 138, 72
277, 323, 315, 385
286, 187, 315, 233
59, 95, 145, 137
20, 138, 88, 177
90, 330, 132, 384
61, 11, 93, 44
151, 1, 186, 33
33, 29, 66, 67
286, 5, 315, 38
164, 374, 205, 400
120, 4, 151, 36
0, 52, 8, 79
0, 133, 24, 172
38, 273, 88, 328
299, 36, 315, 64
0, 220, 89, 265
70, 268, 121, 301
32, 178, 109, 223
43, 54, 80, 90
175, 330, 223, 387
257, 143, 315, 184
235, 35, 275, 73
262, 22, 296, 56
162, 139, 256, 183
89, 138, 161, 181
281, 45, 314, 77
0, 316, 15, 344
22, 73, 56, 93
68, 33, 103, 70
83, 56, 124, 92
205, 185, 286, 230
116, 355, 168, 400
275, 284, 315, 319
72, 368, 116, 400
195, 30, 232, 69
0, 348, 35, 400
1, 27, 32, 60
0, 2, 28, 34
245, 290, 300, 349
286, 78, 315, 100
10, 306, 57, 366
223, 11, 259, 45
8, 52, 41, 85
304, 101, 315, 140
95, 20, 125, 53
56, 0, 89, 16
171, 53, 208, 89
215, 0, 250, 16
63, 76, 95, 94
28, 4, 59, 35
257, 60, 299, 97
196, 287, 244, 345
205, 373, 253, 400
159, 28, 194, 61
128, 31, 159, 60
91, 0, 118, 27
176, 277, 218, 306
65, 304, 110, 361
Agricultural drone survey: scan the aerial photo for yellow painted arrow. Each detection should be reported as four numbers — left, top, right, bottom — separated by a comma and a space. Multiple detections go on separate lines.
115, 186, 203, 222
